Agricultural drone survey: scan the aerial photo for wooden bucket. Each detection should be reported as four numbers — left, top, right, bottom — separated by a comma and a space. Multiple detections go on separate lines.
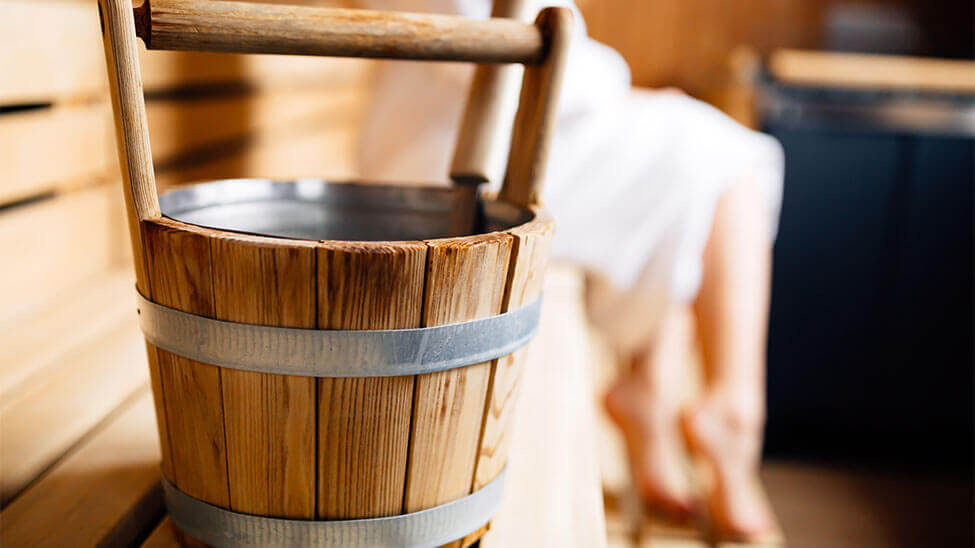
98, 0, 570, 546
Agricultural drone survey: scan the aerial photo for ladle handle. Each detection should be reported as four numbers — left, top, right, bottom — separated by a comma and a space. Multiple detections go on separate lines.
450, 0, 528, 186
499, 6, 571, 208
97, 0, 571, 266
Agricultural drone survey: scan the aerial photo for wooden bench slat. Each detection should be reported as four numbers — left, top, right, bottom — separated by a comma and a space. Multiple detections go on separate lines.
0, 319, 148, 504
143, 516, 208, 548
482, 267, 608, 547
0, 269, 134, 405
0, 103, 114, 206
0, 184, 128, 325
0, 392, 163, 546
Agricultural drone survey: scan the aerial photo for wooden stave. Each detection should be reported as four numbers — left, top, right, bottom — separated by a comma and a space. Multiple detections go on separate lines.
138, 200, 553, 545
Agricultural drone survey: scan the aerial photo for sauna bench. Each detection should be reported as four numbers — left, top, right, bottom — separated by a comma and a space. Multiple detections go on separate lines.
0, 265, 608, 547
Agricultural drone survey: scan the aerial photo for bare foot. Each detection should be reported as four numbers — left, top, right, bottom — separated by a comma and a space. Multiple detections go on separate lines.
681, 394, 774, 541
605, 374, 695, 522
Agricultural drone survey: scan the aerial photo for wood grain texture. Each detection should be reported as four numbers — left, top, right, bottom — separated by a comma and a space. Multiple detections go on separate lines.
0, 0, 107, 104
404, 233, 513, 513
0, 270, 133, 405
0, 392, 163, 547
449, 57, 517, 186
450, 0, 526, 182
210, 234, 318, 518
145, 343, 176, 483
139, 0, 543, 64
499, 7, 572, 208
153, 102, 363, 191
472, 210, 553, 490
139, 48, 367, 93
0, 0, 362, 104
0, 321, 148, 505
99, 0, 160, 298
317, 241, 427, 519
0, 103, 113, 206
143, 218, 229, 507
459, 524, 491, 548
147, 88, 361, 169
448, 0, 526, 235
0, 185, 128, 326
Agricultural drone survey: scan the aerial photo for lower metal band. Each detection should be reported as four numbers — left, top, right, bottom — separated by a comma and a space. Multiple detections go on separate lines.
137, 292, 540, 377
162, 469, 506, 548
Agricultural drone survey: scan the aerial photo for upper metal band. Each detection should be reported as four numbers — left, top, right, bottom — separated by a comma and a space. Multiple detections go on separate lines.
136, 292, 541, 378
162, 468, 506, 548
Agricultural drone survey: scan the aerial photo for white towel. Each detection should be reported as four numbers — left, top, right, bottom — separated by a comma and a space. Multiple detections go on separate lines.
356, 0, 784, 332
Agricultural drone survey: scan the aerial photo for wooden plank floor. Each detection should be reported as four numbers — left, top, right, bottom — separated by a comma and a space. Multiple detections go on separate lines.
596, 355, 973, 548
762, 461, 973, 548
603, 460, 973, 548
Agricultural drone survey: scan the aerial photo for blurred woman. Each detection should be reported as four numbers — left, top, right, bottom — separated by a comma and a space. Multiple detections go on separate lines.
356, 0, 783, 540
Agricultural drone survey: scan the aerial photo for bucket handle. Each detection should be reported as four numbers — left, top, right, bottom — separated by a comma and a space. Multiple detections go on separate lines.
98, 0, 570, 228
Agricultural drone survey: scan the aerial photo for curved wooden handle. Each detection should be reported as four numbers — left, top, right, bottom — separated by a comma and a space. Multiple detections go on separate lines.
134, 0, 544, 64
99, 0, 160, 294
101, 0, 570, 260
498, 7, 572, 208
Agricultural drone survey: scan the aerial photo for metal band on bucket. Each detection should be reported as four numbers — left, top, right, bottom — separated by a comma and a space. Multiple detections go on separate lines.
136, 292, 540, 377
162, 468, 506, 548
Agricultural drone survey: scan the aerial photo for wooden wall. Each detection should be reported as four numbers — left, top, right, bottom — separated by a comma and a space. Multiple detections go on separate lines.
577, 0, 821, 98
0, 0, 367, 540
576, 0, 971, 100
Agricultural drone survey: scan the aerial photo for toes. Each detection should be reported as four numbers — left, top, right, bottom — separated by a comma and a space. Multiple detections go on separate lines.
638, 481, 697, 524
718, 478, 774, 539
680, 402, 774, 540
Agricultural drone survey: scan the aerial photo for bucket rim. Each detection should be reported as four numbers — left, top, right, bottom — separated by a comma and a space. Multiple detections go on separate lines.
156, 178, 546, 245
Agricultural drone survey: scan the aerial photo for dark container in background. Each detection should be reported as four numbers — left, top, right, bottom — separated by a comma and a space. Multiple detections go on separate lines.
760, 76, 974, 471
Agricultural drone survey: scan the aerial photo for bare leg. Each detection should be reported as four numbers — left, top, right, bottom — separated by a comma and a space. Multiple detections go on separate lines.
605, 304, 696, 521
684, 177, 774, 539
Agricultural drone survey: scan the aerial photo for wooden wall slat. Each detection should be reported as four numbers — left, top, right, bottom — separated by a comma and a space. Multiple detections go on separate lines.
317, 241, 427, 519
0, 320, 148, 505
210, 234, 318, 518
0, 270, 134, 404
153, 108, 363, 189
0, 0, 107, 105
0, 184, 129, 325
0, 392, 164, 546
146, 88, 361, 168
140, 50, 367, 95
404, 233, 513, 512
0, 103, 113, 206
0, 85, 364, 206
577, 0, 824, 98
0, 0, 364, 105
